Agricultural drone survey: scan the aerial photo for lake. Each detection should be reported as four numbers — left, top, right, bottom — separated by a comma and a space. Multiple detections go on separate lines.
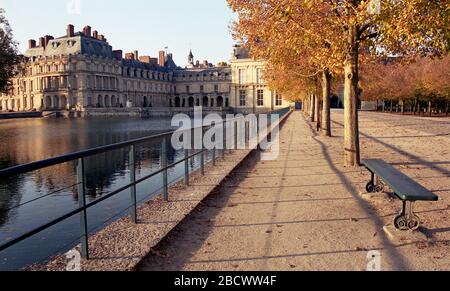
0, 117, 209, 270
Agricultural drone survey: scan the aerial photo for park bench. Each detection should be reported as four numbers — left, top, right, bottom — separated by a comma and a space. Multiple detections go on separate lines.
363, 159, 439, 231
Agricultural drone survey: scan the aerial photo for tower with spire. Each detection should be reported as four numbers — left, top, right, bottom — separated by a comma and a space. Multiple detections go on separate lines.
188, 50, 194, 66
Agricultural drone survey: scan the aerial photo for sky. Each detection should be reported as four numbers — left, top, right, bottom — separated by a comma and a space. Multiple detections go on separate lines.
1, 0, 237, 66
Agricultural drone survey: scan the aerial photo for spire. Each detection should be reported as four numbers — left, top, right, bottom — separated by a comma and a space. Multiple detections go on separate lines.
188, 49, 194, 65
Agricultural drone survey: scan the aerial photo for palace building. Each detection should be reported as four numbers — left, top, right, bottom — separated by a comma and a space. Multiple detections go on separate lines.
0, 25, 290, 115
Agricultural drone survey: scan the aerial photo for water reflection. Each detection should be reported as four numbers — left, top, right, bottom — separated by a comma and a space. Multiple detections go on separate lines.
0, 117, 191, 270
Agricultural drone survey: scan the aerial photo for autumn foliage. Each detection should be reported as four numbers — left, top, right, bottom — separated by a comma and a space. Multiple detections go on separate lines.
361, 56, 450, 114
228, 0, 449, 166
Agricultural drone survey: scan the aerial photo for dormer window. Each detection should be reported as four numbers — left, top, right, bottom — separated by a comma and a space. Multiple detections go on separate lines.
67, 40, 76, 47
52, 42, 61, 49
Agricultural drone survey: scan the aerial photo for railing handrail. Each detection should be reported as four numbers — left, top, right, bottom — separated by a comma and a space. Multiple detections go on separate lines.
0, 107, 292, 259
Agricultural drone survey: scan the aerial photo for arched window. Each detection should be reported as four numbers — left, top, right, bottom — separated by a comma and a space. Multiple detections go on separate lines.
105, 95, 110, 107
111, 96, 117, 107
217, 96, 224, 107
203, 96, 209, 107
98, 95, 103, 108
175, 97, 181, 108
143, 96, 148, 107
188, 97, 195, 108
45, 96, 52, 109
53, 96, 60, 109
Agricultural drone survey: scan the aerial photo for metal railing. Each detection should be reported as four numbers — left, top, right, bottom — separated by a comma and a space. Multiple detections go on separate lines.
0, 107, 292, 261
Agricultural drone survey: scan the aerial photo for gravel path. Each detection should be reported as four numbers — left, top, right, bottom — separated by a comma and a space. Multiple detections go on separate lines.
138, 110, 450, 271
30, 112, 291, 271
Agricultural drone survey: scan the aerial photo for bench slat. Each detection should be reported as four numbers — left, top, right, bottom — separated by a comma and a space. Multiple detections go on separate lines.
363, 159, 439, 202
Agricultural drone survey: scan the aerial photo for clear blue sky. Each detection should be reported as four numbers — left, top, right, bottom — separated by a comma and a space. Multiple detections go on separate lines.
1, 0, 236, 66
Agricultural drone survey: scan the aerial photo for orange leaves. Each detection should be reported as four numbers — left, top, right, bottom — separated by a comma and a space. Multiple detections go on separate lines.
361, 56, 450, 102
228, 0, 449, 100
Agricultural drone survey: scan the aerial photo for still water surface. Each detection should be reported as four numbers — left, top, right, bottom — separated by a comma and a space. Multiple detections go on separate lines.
0, 117, 208, 270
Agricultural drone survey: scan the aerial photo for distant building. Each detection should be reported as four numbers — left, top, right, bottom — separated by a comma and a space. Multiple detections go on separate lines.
231, 45, 290, 113
0, 25, 290, 114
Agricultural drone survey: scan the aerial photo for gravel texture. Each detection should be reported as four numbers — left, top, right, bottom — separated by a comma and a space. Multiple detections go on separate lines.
137, 110, 449, 271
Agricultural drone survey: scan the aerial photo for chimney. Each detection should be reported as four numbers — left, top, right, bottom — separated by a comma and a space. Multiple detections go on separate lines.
93, 30, 98, 39
158, 51, 166, 67
134, 50, 139, 60
44, 35, 54, 48
125, 53, 135, 60
113, 50, 123, 60
28, 39, 36, 49
67, 24, 75, 37
39, 37, 45, 48
98, 35, 105, 41
83, 25, 92, 37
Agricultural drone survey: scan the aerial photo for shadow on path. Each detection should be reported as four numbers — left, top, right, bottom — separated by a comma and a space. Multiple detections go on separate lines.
303, 114, 411, 271
332, 120, 450, 177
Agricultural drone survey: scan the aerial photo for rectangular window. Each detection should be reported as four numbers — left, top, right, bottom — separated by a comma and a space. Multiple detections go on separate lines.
276, 94, 283, 106
214, 84, 219, 92
186, 85, 190, 93
239, 69, 246, 84
239, 90, 246, 106
256, 68, 263, 84
257, 90, 264, 106
200, 85, 204, 92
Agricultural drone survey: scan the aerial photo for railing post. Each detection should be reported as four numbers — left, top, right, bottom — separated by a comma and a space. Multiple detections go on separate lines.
200, 130, 205, 175
234, 120, 238, 152
222, 122, 226, 159
245, 121, 249, 145
76, 158, 89, 260
184, 149, 189, 186
129, 145, 137, 224
162, 137, 169, 201
212, 134, 216, 166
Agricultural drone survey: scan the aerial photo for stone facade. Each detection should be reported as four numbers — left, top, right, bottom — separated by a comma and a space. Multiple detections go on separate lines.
1, 25, 290, 114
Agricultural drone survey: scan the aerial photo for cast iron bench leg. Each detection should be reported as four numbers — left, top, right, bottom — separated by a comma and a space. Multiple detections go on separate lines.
365, 170, 385, 193
394, 200, 421, 231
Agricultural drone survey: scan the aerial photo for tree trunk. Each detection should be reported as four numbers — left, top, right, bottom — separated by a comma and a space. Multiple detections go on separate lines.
343, 26, 361, 167
428, 101, 432, 117
446, 101, 449, 116
310, 94, 315, 122
321, 69, 332, 137
390, 100, 393, 112
315, 92, 321, 128
303, 96, 307, 114
400, 100, 404, 114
